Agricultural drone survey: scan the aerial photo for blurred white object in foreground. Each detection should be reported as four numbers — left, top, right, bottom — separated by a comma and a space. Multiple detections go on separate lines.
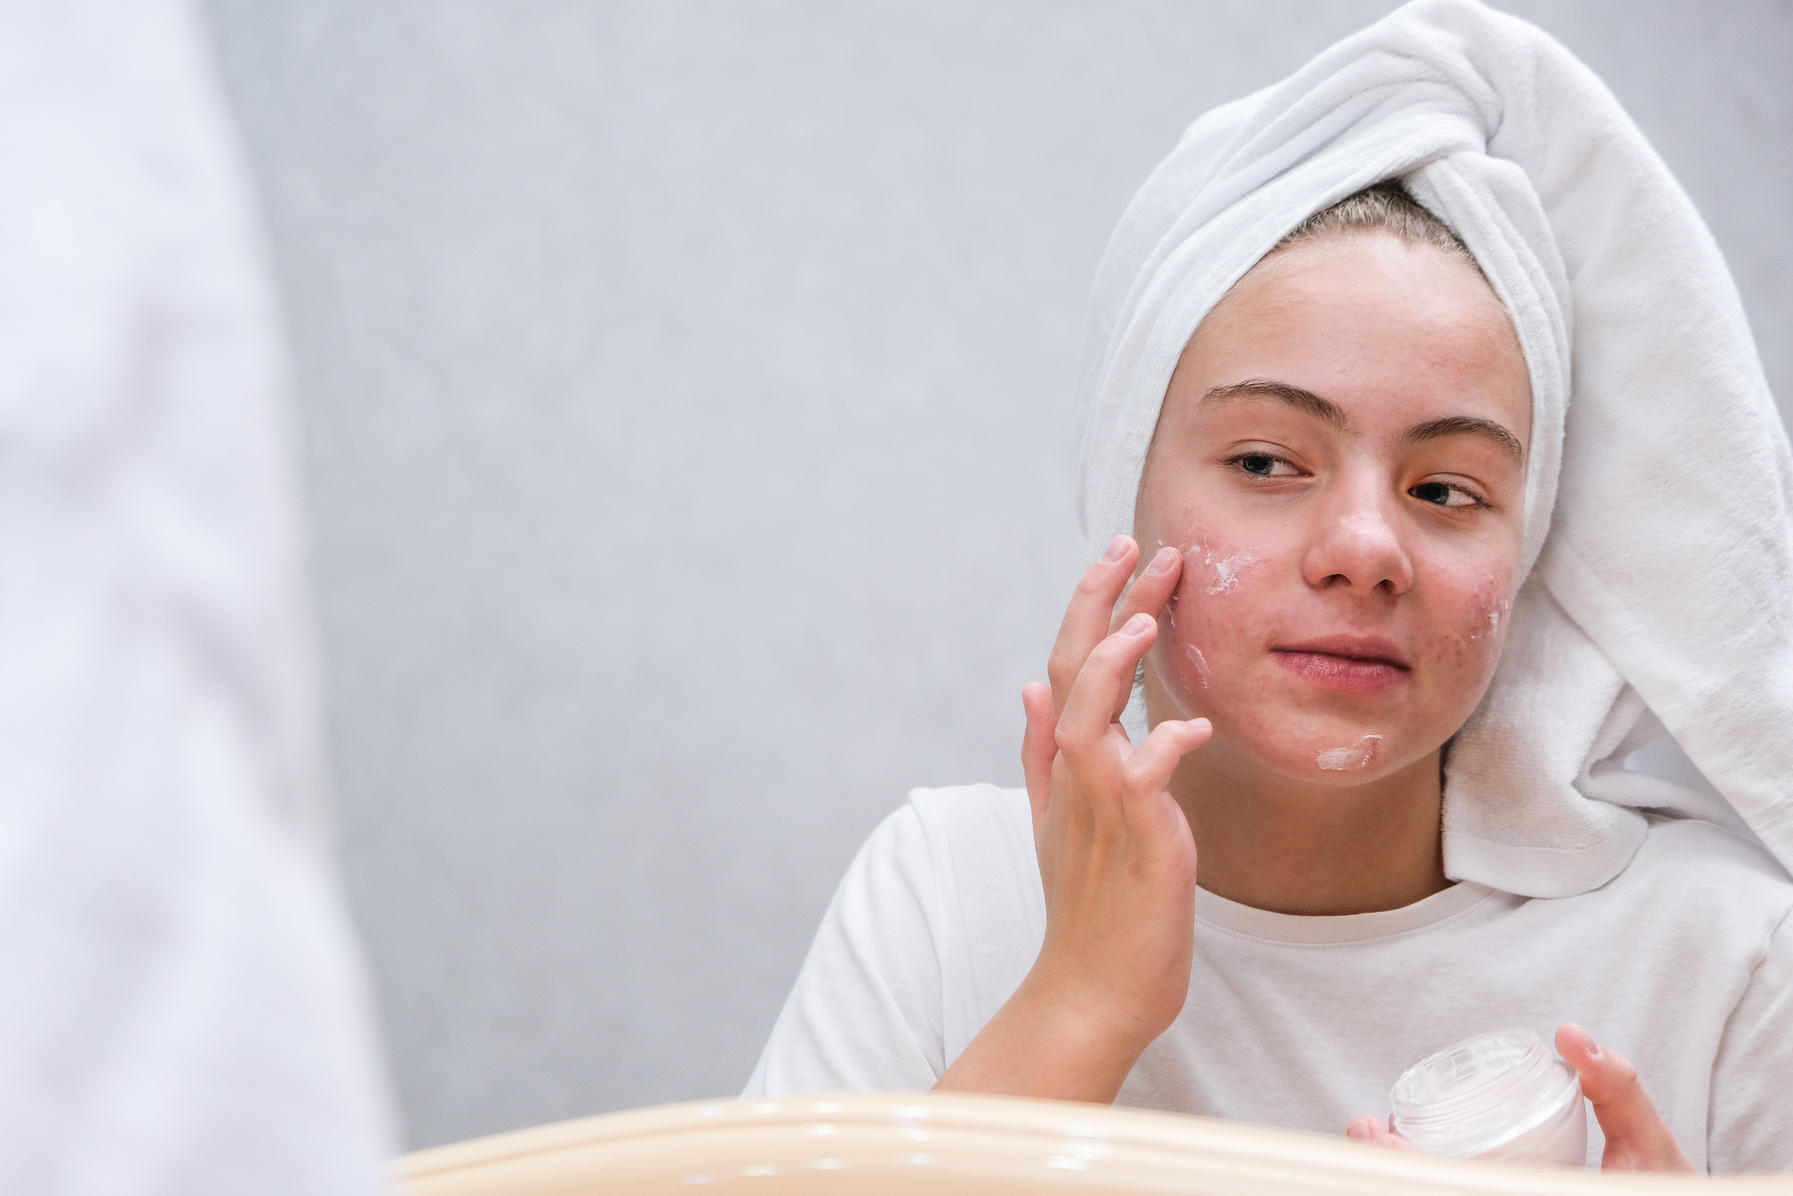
0, 1, 394, 1192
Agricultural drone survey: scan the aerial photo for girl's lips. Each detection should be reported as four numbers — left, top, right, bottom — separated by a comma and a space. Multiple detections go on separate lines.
1271, 648, 1411, 696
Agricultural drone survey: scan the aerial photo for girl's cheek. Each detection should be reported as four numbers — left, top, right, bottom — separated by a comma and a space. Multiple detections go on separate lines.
1183, 536, 1263, 597
1466, 573, 1512, 641
1427, 574, 1514, 683
1153, 579, 1211, 718
1153, 537, 1275, 713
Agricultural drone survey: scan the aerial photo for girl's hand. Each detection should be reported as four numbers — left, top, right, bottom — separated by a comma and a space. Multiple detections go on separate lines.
1345, 1024, 1694, 1172
935, 535, 1210, 1102
1554, 1023, 1693, 1172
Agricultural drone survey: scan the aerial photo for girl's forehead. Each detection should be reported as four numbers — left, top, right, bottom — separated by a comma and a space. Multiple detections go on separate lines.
1172, 234, 1531, 441
1214, 233, 1510, 332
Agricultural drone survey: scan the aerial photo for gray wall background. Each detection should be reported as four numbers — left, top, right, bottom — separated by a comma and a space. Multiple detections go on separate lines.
198, 0, 1793, 1150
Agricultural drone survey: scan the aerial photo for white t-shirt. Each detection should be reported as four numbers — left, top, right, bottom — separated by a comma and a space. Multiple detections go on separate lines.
746, 785, 1793, 1174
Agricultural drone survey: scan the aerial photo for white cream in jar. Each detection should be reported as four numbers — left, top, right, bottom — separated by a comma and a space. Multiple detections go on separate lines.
1389, 1029, 1587, 1166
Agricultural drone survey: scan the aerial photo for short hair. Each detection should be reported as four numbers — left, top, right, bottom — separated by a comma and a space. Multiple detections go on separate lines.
1274, 178, 1482, 276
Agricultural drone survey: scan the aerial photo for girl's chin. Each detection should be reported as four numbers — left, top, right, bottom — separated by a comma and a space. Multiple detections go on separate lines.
1149, 674, 1451, 780
1195, 717, 1428, 785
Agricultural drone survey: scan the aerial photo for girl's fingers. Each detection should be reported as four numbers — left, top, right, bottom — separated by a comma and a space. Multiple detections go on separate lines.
1345, 1116, 1419, 1152
1121, 717, 1211, 808
1020, 681, 1056, 823
1046, 535, 1139, 714
1109, 545, 1184, 636
1555, 1024, 1693, 1172
1056, 611, 1158, 761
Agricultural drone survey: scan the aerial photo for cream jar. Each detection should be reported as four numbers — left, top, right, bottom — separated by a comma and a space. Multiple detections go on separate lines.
1389, 1029, 1587, 1166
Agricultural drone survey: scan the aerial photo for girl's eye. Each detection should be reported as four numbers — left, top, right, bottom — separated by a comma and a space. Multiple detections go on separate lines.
1233, 453, 1298, 478
1410, 480, 1482, 509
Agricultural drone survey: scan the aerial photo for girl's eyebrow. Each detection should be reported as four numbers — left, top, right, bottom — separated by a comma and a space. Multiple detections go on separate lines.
1404, 415, 1525, 463
1204, 379, 1346, 428
1204, 379, 1525, 465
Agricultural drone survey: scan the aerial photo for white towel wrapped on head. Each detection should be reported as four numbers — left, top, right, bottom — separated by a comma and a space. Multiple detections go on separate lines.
1079, 0, 1793, 897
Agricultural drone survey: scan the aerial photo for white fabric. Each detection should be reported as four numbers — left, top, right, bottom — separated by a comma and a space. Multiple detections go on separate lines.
0, 2, 395, 1191
1078, 0, 1793, 897
747, 786, 1793, 1174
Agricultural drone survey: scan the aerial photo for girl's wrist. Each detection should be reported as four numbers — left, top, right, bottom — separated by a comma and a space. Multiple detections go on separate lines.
1005, 969, 1162, 1091
1025, 945, 1183, 1053
934, 967, 1160, 1103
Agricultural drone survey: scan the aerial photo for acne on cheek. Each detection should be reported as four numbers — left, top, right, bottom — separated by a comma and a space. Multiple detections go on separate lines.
1152, 537, 1266, 713
1427, 576, 1514, 685
1470, 577, 1511, 641
1162, 527, 1259, 632
1459, 580, 1513, 648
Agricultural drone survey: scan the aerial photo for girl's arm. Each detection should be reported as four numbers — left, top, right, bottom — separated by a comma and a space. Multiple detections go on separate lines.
1705, 905, 1793, 1172
934, 536, 1209, 1102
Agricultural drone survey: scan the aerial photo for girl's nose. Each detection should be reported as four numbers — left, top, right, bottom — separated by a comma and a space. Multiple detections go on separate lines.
1300, 486, 1414, 596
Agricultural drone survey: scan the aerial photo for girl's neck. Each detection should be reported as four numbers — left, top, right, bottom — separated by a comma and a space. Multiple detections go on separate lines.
1165, 732, 1450, 917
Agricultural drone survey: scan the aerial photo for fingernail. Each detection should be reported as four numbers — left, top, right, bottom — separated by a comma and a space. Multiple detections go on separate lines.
1100, 535, 1129, 563
1145, 546, 1178, 575
1568, 1023, 1599, 1056
1346, 1123, 1369, 1141
1187, 718, 1210, 732
1122, 612, 1153, 636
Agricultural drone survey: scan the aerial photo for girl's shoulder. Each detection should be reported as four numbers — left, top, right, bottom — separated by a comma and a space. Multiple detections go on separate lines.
843, 784, 1039, 932
1625, 815, 1792, 898
1596, 815, 1793, 944
897, 783, 1041, 913
902, 783, 1033, 848
882, 784, 1046, 961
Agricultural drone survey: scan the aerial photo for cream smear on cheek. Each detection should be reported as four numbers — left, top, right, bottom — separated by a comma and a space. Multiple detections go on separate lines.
1446, 581, 1514, 657
1154, 588, 1212, 703
1466, 586, 1512, 643
1148, 531, 1251, 712
1178, 534, 1260, 674
1194, 543, 1260, 595
1185, 644, 1211, 689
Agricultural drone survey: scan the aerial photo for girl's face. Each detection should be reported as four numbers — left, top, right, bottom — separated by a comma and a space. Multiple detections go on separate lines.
1136, 233, 1530, 784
